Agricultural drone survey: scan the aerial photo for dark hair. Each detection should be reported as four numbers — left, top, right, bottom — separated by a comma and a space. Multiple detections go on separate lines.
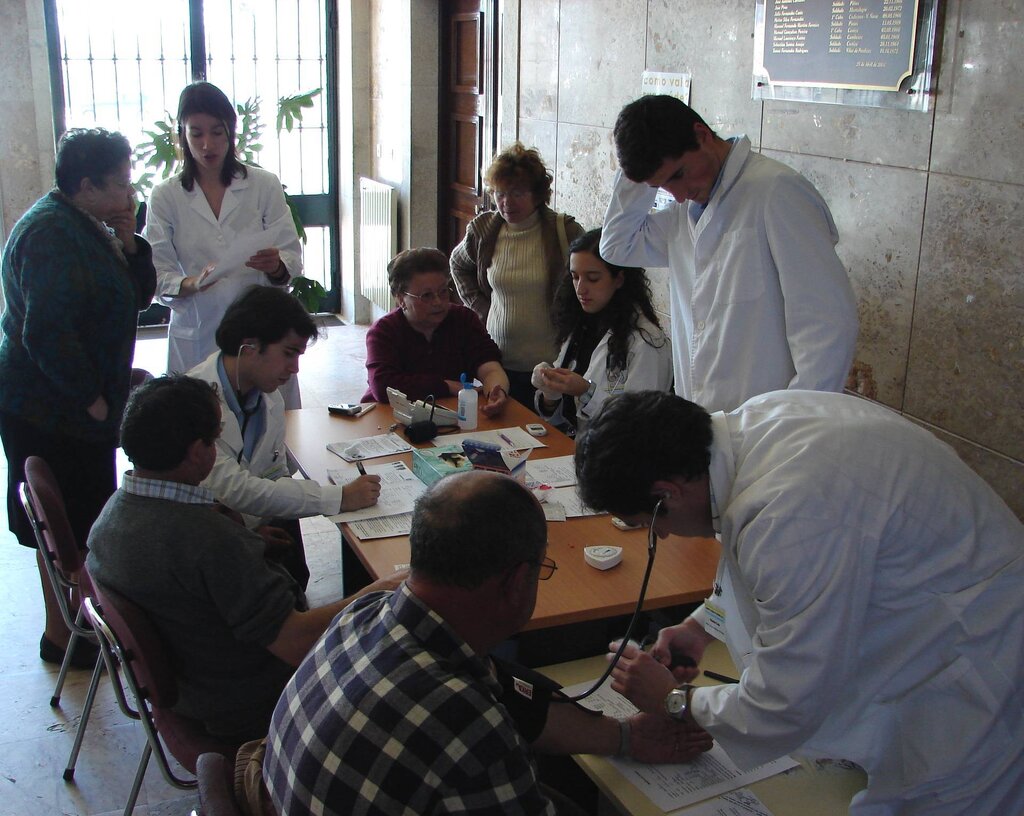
121, 375, 221, 470
387, 247, 450, 297
613, 95, 711, 182
410, 473, 546, 589
484, 142, 553, 206
54, 128, 131, 196
552, 228, 663, 373
176, 82, 247, 191
215, 286, 319, 355
575, 391, 712, 516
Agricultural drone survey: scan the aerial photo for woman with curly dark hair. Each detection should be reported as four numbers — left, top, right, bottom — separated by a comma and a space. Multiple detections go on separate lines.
532, 229, 672, 434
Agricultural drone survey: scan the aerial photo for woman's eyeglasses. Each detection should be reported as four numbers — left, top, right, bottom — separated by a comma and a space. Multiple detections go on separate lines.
402, 287, 451, 304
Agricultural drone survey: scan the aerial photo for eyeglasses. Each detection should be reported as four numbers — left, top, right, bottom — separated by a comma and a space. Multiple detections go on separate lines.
402, 287, 451, 304
492, 188, 532, 201
534, 556, 558, 581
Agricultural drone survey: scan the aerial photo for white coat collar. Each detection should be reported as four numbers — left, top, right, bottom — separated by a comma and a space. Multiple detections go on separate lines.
185, 169, 252, 226
689, 135, 751, 233
707, 411, 736, 535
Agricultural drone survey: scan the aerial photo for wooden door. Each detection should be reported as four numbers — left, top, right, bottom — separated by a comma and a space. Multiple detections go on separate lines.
439, 0, 498, 254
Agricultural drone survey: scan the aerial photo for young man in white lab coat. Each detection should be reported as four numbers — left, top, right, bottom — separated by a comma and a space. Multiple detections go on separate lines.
575, 389, 1024, 815
189, 286, 380, 586
601, 95, 859, 413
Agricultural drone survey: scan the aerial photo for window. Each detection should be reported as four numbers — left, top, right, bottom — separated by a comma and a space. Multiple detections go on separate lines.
46, 0, 338, 311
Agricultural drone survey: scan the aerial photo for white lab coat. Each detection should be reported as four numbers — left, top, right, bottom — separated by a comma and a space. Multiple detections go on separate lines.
601, 136, 858, 413
146, 166, 303, 390
189, 353, 342, 528
688, 391, 1024, 814
535, 314, 672, 433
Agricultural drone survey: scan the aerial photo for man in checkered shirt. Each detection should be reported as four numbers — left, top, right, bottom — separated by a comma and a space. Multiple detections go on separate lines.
264, 470, 711, 814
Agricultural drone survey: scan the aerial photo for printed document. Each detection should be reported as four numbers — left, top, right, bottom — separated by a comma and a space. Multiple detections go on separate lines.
525, 455, 577, 488
560, 677, 796, 812
347, 512, 413, 540
327, 461, 424, 523
327, 432, 412, 462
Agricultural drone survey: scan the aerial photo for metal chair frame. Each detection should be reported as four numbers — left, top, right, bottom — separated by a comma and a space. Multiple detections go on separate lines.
18, 460, 135, 781
84, 594, 197, 815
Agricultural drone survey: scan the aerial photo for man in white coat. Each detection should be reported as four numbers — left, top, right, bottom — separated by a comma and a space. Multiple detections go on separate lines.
601, 95, 859, 412
574, 389, 1024, 815
189, 286, 380, 586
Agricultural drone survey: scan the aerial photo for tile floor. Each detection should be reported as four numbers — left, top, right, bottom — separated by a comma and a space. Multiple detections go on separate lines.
0, 320, 370, 816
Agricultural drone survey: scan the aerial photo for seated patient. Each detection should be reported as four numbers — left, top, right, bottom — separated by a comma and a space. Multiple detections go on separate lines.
86, 375, 403, 740
533, 229, 672, 434
362, 247, 510, 415
264, 470, 712, 815
189, 286, 381, 586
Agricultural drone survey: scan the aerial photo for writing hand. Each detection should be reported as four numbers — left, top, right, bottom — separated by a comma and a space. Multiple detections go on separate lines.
341, 474, 382, 511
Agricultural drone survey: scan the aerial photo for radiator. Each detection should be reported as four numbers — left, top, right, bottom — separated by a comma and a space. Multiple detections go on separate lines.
359, 178, 398, 311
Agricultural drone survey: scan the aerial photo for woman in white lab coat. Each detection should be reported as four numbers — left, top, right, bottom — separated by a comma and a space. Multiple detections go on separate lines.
533, 229, 672, 435
145, 82, 303, 406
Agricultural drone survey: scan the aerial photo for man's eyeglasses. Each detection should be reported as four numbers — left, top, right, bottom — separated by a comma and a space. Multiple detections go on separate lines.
534, 556, 558, 581
402, 287, 451, 304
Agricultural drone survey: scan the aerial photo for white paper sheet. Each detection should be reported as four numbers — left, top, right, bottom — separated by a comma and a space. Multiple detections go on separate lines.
525, 455, 577, 488
431, 426, 548, 450
545, 486, 605, 518
346, 512, 413, 540
327, 461, 425, 523
327, 432, 412, 462
203, 228, 288, 284
561, 677, 797, 812
680, 789, 774, 816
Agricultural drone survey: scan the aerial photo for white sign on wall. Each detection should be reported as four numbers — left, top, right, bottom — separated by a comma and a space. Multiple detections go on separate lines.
641, 71, 692, 105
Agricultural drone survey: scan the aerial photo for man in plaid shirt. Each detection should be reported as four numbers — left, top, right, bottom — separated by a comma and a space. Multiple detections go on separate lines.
264, 470, 711, 814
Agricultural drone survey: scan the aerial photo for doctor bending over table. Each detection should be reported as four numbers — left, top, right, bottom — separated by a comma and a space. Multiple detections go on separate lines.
574, 389, 1024, 815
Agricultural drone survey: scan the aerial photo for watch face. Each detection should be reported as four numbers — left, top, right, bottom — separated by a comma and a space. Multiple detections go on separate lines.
666, 690, 687, 715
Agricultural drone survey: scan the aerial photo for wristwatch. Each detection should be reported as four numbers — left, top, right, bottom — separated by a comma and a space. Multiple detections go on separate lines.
664, 684, 695, 721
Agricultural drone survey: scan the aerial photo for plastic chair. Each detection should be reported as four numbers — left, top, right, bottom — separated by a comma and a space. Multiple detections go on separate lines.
193, 752, 244, 816
84, 582, 242, 816
19, 456, 107, 780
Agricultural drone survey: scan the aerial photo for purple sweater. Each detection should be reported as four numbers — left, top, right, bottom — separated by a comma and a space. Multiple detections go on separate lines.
362, 304, 502, 402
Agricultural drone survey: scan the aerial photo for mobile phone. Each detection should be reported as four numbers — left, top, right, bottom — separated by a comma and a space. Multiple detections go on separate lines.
328, 403, 374, 417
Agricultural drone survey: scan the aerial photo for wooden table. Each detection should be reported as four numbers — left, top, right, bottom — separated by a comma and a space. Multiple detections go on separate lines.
540, 641, 867, 815
285, 399, 719, 632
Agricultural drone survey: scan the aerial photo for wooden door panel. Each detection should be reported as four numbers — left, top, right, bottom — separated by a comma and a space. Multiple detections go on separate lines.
439, 0, 497, 254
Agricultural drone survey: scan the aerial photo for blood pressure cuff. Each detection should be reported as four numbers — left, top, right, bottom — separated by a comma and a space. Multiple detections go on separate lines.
492, 656, 601, 743
492, 656, 564, 743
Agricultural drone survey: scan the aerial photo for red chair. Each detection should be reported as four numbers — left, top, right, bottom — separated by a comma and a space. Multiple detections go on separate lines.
84, 581, 242, 816
19, 456, 107, 780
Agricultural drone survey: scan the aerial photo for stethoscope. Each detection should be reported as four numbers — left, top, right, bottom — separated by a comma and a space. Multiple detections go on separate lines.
559, 494, 665, 703
235, 343, 261, 464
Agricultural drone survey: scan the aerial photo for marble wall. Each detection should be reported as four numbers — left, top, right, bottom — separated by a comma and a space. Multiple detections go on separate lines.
506, 0, 1024, 517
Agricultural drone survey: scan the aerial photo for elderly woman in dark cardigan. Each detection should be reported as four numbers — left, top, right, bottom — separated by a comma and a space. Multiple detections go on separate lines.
0, 127, 156, 668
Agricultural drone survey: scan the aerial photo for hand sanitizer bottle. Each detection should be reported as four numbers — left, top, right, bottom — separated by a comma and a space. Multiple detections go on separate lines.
457, 373, 478, 430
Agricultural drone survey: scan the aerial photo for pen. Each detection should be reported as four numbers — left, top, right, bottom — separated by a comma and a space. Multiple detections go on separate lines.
356, 460, 367, 476
499, 432, 514, 447
703, 669, 739, 684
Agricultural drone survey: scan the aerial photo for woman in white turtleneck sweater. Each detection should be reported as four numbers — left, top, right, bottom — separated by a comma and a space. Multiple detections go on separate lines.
450, 142, 584, 407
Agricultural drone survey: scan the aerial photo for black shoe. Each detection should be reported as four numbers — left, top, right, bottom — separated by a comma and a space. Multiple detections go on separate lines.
39, 634, 100, 670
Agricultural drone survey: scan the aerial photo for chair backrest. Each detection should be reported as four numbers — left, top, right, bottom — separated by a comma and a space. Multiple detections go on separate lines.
22, 456, 84, 574
89, 580, 179, 710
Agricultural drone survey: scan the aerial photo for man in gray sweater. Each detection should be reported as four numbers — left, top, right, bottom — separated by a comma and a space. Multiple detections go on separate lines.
87, 374, 403, 739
